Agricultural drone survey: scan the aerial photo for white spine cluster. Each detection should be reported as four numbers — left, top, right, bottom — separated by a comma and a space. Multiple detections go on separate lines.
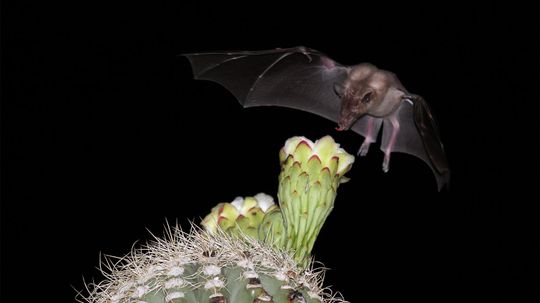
78, 224, 346, 303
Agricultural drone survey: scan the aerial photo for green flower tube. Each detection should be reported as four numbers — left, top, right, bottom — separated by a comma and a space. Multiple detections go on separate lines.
278, 136, 354, 265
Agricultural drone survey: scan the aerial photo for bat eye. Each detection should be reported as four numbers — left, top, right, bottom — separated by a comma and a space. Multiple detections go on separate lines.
361, 92, 373, 104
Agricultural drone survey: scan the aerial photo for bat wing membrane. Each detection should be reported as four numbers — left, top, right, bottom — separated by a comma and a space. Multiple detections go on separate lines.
182, 47, 348, 125
413, 97, 450, 180
380, 99, 450, 190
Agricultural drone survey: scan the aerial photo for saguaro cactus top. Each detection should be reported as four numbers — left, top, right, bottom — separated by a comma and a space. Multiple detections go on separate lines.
81, 136, 354, 303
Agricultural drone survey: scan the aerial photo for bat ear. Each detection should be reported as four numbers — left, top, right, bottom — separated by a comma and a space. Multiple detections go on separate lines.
333, 82, 345, 98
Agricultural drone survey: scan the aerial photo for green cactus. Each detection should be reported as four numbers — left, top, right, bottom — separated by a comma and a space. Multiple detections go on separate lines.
80, 136, 353, 303
81, 226, 344, 303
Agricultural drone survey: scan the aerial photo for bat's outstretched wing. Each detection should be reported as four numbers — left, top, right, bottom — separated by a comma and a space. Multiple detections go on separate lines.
380, 97, 450, 190
182, 47, 349, 126
182, 47, 449, 190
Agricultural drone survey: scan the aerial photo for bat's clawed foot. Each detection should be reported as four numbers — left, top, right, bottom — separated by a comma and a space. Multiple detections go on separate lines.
382, 154, 391, 173
358, 140, 371, 156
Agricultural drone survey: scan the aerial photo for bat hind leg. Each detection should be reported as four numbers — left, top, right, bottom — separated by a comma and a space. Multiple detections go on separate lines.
358, 139, 372, 156
382, 153, 391, 173
357, 117, 379, 156
382, 115, 400, 173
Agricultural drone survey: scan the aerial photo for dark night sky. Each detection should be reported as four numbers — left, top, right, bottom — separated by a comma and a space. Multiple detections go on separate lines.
1, 2, 538, 302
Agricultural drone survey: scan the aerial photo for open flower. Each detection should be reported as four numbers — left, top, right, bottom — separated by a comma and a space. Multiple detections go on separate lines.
280, 135, 354, 179
202, 136, 354, 266
201, 193, 277, 238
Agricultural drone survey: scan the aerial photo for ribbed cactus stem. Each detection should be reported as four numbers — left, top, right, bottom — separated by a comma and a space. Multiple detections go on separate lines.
80, 225, 345, 303
278, 136, 354, 265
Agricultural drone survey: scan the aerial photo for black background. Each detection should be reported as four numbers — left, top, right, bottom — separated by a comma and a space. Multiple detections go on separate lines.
2, 2, 538, 302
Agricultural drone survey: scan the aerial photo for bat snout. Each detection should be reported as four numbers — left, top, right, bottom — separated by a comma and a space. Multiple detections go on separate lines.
337, 116, 356, 131
336, 124, 350, 131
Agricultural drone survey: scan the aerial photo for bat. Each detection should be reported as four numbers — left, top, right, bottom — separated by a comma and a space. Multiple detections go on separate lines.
182, 46, 450, 190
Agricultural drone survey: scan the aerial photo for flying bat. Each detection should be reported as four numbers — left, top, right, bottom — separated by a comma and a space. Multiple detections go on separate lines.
182, 46, 449, 190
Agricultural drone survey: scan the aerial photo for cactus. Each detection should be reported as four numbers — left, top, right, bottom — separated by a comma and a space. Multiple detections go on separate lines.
79, 136, 353, 303
81, 226, 343, 303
